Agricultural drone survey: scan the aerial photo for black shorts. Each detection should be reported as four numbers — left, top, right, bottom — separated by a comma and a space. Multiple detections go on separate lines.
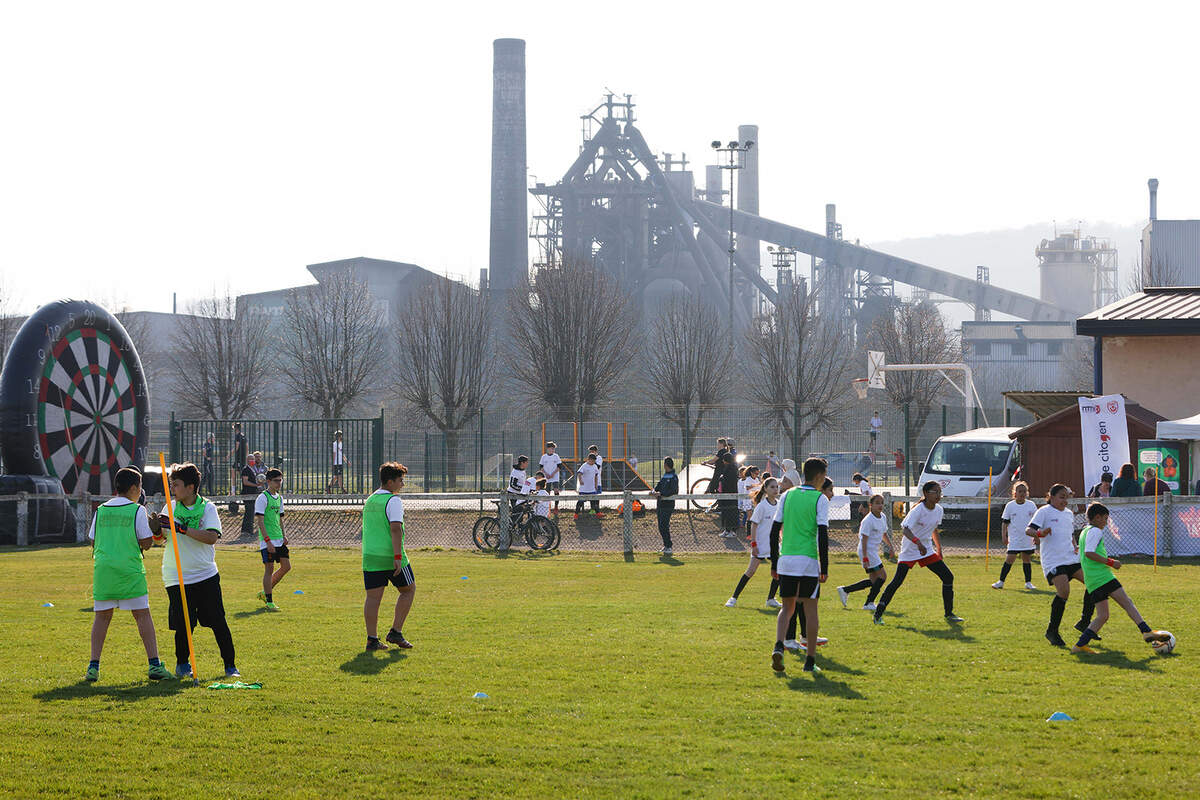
363, 564, 414, 591
1045, 563, 1082, 584
332, 464, 344, 476
863, 562, 883, 574
166, 574, 227, 630
1007, 549, 1034, 556
546, 481, 561, 490
777, 574, 820, 600
260, 545, 290, 563
1088, 578, 1122, 602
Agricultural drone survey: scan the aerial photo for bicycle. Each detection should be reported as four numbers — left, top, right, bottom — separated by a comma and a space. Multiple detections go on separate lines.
472, 498, 559, 552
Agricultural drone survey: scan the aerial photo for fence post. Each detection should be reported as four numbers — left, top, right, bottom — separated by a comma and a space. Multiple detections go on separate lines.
498, 495, 511, 552
941, 405, 947, 437
372, 409, 384, 481
478, 408, 484, 510
882, 491, 895, 558
683, 405, 690, 469
77, 493, 92, 543
272, 420, 280, 468
16, 492, 29, 546
623, 490, 634, 554
169, 412, 179, 466
903, 405, 912, 496
1163, 492, 1173, 558
423, 433, 431, 492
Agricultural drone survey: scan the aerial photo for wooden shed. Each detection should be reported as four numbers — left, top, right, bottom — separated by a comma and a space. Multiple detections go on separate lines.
1009, 401, 1165, 497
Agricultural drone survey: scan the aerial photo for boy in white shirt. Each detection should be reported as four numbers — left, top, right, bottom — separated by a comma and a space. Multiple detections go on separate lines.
873, 481, 963, 625
837, 494, 896, 611
539, 442, 564, 515
254, 468, 290, 610
992, 481, 1038, 590
574, 453, 604, 519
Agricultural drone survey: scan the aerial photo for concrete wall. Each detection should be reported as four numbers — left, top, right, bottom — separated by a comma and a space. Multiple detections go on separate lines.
1102, 335, 1200, 418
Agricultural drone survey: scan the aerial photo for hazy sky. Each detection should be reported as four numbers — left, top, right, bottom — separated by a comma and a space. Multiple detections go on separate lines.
3, 1, 1197, 316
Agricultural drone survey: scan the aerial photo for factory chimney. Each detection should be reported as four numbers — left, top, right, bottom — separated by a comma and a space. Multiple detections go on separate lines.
489, 38, 528, 298
1148, 178, 1159, 221
736, 124, 760, 281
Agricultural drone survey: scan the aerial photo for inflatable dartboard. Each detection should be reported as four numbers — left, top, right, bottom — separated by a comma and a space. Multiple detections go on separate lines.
0, 300, 150, 495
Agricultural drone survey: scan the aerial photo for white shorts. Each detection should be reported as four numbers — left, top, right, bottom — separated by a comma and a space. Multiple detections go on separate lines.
94, 594, 150, 612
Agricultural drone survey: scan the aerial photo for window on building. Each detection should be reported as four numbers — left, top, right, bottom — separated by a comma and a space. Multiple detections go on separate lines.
1047, 341, 1063, 356
1010, 342, 1027, 357
972, 342, 991, 356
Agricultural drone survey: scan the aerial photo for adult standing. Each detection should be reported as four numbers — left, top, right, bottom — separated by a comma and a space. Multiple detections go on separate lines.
1110, 463, 1141, 497
231, 422, 247, 494
240, 454, 262, 535
765, 451, 781, 478
779, 458, 801, 491
1143, 467, 1170, 497
200, 433, 215, 497
651, 457, 679, 556
708, 451, 740, 538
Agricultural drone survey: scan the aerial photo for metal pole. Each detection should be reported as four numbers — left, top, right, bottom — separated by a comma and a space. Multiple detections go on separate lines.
728, 151, 735, 325
904, 404, 912, 496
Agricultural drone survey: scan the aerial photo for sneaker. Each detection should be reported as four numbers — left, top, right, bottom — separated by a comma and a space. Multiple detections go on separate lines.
1045, 630, 1066, 648
802, 662, 822, 674
385, 629, 413, 649
224, 666, 241, 678
765, 598, 782, 609
85, 665, 99, 683
814, 637, 829, 646
594, 512, 606, 519
1024, 582, 1037, 590
945, 614, 964, 623
1070, 645, 1098, 654
782, 639, 801, 651
265, 602, 279, 611
872, 616, 885, 625
148, 663, 172, 681
991, 580, 1004, 589
863, 602, 876, 611
837, 586, 849, 608
724, 597, 737, 608
256, 590, 266, 603
662, 547, 673, 556
771, 648, 785, 672
175, 663, 193, 679
365, 638, 390, 651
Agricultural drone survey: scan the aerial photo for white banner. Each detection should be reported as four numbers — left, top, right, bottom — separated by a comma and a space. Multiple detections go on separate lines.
1078, 394, 1130, 495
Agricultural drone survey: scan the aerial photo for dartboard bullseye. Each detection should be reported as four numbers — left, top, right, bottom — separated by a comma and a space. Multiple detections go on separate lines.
0, 300, 149, 496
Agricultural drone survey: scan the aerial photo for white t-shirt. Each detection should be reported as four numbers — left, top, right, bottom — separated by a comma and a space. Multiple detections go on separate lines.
858, 511, 889, 566
253, 491, 285, 549
748, 497, 778, 557
160, 497, 222, 587
1001, 499, 1038, 551
898, 502, 944, 562
1029, 504, 1077, 575
737, 478, 752, 511
1082, 525, 1107, 556
857, 479, 872, 496
539, 453, 563, 482
371, 488, 405, 524
577, 462, 601, 493
533, 489, 551, 517
772, 486, 830, 577
508, 468, 528, 495
88, 497, 154, 541
871, 416, 882, 432
333, 440, 345, 466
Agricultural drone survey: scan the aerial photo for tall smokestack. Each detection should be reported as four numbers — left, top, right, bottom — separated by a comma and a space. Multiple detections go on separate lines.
705, 165, 723, 203
1148, 177, 1159, 221
489, 38, 528, 297
736, 124, 759, 275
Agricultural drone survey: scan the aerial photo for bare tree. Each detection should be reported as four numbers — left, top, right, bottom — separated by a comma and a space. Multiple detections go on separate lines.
279, 269, 387, 418
396, 277, 493, 486
0, 278, 18, 375
645, 294, 734, 467
506, 260, 639, 420
866, 300, 960, 440
1126, 253, 1183, 295
170, 290, 272, 419
744, 287, 856, 463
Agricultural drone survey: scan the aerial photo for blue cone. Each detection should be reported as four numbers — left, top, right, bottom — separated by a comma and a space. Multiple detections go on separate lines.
1046, 712, 1073, 721
42, 602, 54, 607
461, 576, 469, 580
472, 692, 489, 699
293, 590, 304, 594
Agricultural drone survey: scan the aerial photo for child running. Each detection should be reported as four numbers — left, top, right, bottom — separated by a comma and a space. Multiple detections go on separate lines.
361, 462, 414, 651
86, 467, 172, 682
254, 468, 290, 610
769, 457, 830, 673
873, 481, 963, 625
1072, 502, 1170, 654
837, 494, 896, 611
725, 477, 779, 607
992, 481, 1037, 590
1027, 483, 1094, 647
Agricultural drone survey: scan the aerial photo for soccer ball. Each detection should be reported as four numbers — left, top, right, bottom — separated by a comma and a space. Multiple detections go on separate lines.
1149, 631, 1176, 655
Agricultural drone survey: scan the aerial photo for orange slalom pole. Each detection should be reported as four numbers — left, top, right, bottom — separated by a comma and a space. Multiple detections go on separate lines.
159, 453, 200, 685
985, 467, 993, 571
1153, 478, 1159, 572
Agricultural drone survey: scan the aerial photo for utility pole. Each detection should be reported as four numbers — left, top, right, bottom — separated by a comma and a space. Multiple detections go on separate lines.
711, 138, 754, 325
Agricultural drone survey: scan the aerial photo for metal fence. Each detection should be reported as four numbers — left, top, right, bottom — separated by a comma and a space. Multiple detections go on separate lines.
4, 491, 1196, 560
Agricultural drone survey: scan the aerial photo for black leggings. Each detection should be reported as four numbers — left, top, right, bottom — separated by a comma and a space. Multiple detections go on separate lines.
877, 560, 955, 616
575, 496, 600, 513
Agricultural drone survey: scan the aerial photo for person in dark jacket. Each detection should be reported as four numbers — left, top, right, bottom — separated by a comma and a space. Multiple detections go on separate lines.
708, 452, 740, 539
1143, 468, 1170, 497
1110, 463, 1141, 497
651, 457, 679, 556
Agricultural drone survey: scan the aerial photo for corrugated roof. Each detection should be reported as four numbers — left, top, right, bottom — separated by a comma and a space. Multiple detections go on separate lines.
962, 321, 1079, 340
1010, 400, 1165, 439
1002, 391, 1091, 420
1076, 287, 1200, 336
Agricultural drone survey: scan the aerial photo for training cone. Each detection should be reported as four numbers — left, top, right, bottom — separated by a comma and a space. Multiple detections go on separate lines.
472, 692, 489, 699
293, 590, 304, 594
1046, 712, 1073, 721
460, 576, 469, 580
41, 602, 54, 607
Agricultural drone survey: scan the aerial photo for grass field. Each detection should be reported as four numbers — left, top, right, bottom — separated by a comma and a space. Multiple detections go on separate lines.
1, 546, 1197, 798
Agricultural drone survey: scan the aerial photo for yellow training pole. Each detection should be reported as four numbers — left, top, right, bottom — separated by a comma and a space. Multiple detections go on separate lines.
985, 467, 993, 571
159, 454, 200, 685
1153, 477, 1159, 572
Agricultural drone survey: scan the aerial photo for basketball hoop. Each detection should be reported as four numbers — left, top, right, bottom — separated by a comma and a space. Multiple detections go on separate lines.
852, 378, 868, 401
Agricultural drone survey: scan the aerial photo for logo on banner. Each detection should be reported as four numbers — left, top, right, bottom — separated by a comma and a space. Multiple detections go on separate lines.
1107, 401, 1119, 414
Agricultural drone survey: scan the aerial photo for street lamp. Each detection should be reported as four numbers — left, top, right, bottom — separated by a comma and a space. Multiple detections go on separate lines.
712, 138, 754, 325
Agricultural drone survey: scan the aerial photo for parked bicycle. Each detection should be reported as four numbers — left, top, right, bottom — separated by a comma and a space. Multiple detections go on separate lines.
472, 499, 560, 552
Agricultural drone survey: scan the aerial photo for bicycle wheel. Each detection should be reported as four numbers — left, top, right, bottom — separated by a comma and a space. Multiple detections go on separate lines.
690, 477, 716, 511
472, 517, 503, 551
525, 517, 558, 551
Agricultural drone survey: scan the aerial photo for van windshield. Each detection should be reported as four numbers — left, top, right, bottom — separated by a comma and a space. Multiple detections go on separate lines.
925, 441, 1013, 476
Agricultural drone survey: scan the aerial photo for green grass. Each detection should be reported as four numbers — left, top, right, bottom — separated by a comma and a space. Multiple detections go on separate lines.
1, 547, 1197, 798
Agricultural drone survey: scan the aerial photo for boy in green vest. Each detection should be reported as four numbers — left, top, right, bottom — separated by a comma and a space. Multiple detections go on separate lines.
362, 462, 414, 651
1072, 502, 1169, 653
86, 467, 172, 682
769, 457, 830, 674
254, 468, 289, 610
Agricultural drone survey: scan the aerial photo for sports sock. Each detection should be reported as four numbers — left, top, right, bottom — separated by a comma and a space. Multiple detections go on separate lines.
942, 584, 954, 616
866, 578, 884, 604
804, 655, 815, 670
367, 635, 380, 642
999, 562, 1013, 581
774, 640, 784, 652
798, 606, 807, 639
1049, 595, 1066, 633
148, 657, 161, 667
1079, 592, 1095, 627
1023, 562, 1032, 583
1137, 621, 1151, 634
843, 579, 873, 594
1075, 628, 1098, 647
390, 628, 402, 637
89, 659, 100, 670
767, 579, 778, 600
873, 601, 887, 620
265, 593, 272, 603
732, 574, 751, 599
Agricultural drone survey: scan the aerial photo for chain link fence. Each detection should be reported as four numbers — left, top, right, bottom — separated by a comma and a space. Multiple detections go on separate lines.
5, 491, 1196, 560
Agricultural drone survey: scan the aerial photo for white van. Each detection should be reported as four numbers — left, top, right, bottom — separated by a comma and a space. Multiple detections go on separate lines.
918, 427, 1022, 498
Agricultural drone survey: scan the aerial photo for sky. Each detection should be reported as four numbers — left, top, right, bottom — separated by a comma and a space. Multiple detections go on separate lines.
2, 1, 1198, 316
